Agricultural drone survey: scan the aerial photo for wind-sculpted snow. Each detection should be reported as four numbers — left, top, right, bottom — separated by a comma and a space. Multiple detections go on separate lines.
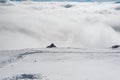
0, 2, 120, 50
0, 47, 120, 68
1, 48, 120, 80
2, 73, 45, 80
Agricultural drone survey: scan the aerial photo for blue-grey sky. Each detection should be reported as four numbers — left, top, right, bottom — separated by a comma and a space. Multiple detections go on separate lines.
0, 0, 119, 3
31, 0, 120, 2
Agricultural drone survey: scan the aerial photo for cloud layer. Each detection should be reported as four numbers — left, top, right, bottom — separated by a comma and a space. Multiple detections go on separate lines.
0, 2, 120, 50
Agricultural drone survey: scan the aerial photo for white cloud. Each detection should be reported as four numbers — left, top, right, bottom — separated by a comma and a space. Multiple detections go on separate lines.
0, 2, 120, 50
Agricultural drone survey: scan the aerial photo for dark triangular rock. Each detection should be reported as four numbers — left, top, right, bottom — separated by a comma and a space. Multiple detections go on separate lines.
47, 43, 56, 48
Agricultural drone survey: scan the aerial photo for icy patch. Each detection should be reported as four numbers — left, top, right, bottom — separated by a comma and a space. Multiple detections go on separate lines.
2, 73, 47, 80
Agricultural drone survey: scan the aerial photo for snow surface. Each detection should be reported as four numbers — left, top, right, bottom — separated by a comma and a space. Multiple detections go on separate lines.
0, 2, 120, 80
0, 2, 120, 50
0, 48, 120, 80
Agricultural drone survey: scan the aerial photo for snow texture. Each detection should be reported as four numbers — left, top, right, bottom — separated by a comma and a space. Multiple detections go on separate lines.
0, 2, 120, 80
0, 48, 120, 80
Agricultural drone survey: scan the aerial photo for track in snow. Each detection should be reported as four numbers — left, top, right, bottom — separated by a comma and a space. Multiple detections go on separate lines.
0, 47, 120, 68
1, 48, 120, 80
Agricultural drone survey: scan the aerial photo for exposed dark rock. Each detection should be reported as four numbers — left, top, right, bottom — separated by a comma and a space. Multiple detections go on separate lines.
47, 43, 56, 48
63, 4, 73, 8
112, 45, 120, 49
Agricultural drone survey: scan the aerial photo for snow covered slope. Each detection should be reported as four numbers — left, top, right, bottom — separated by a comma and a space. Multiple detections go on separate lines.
1, 2, 120, 80
0, 2, 120, 50
0, 48, 120, 80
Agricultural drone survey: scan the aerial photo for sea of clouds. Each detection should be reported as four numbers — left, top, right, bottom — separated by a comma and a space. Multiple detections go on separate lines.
0, 2, 120, 50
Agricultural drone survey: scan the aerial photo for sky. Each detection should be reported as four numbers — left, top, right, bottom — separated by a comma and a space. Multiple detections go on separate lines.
1, 0, 118, 2
31, 0, 120, 2
0, 0, 119, 2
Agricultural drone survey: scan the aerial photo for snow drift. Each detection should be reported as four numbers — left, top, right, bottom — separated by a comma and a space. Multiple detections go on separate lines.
0, 2, 120, 50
